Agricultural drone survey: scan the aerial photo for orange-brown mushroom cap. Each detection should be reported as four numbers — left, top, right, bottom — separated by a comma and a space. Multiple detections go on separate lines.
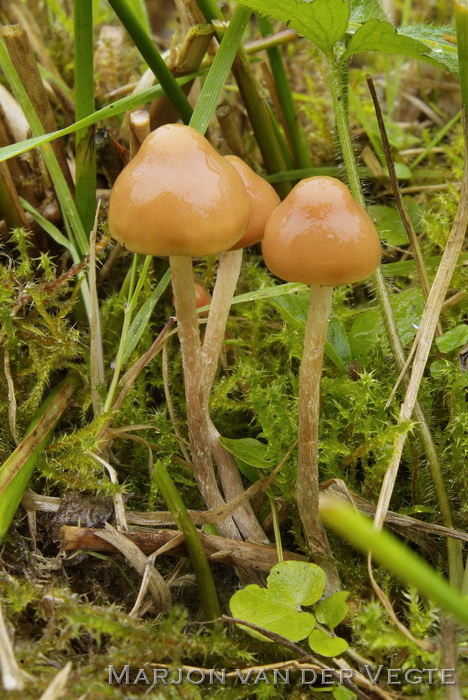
224, 156, 280, 250
262, 176, 381, 286
172, 281, 211, 315
108, 124, 250, 257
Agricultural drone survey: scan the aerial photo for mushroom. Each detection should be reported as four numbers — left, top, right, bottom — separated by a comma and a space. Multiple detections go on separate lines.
262, 176, 381, 587
108, 123, 250, 539
199, 156, 279, 544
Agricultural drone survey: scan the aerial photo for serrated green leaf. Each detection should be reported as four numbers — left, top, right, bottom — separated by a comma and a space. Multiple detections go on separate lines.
218, 437, 274, 469
349, 0, 385, 23
267, 561, 326, 606
230, 584, 315, 642
315, 591, 349, 629
308, 628, 349, 656
435, 324, 468, 353
399, 23, 458, 73
343, 19, 430, 61
235, 0, 350, 55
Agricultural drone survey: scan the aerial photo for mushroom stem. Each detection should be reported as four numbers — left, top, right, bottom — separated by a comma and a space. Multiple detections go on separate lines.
169, 254, 240, 540
201, 249, 243, 398
298, 284, 340, 592
201, 249, 269, 544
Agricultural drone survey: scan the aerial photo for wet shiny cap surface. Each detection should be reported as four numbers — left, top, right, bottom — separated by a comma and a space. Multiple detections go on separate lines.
108, 124, 250, 257
262, 176, 381, 286
225, 156, 280, 249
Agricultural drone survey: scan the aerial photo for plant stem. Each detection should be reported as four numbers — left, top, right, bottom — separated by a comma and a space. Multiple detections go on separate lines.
74, 0, 97, 236
153, 460, 221, 620
328, 56, 463, 585
455, 0, 468, 109
258, 16, 312, 170
106, 0, 193, 124
170, 254, 240, 540
298, 285, 340, 593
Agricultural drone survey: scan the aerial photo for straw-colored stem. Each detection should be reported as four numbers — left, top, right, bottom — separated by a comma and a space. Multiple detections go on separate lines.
201, 249, 268, 543
297, 285, 340, 592
170, 254, 240, 540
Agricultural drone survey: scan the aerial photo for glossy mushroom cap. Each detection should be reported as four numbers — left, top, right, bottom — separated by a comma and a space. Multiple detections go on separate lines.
262, 176, 381, 286
108, 124, 250, 257
225, 155, 280, 250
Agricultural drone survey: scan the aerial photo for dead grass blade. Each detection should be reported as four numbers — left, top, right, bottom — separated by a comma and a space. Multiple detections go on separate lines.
94, 523, 171, 614
38, 662, 72, 700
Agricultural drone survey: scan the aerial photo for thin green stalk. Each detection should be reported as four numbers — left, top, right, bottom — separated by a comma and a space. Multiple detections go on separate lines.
189, 6, 251, 135
106, 0, 193, 123
0, 376, 79, 542
456, 0, 468, 109
74, 0, 97, 236
411, 110, 462, 168
320, 497, 468, 627
258, 16, 312, 169
153, 460, 221, 620
328, 56, 462, 585
103, 254, 152, 413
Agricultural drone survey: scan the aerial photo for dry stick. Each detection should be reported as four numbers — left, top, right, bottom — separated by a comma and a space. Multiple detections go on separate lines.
0, 604, 25, 691
170, 254, 240, 539
297, 286, 340, 593
366, 76, 432, 300
373, 115, 468, 576
201, 249, 269, 543
129, 109, 150, 157
0, 24, 74, 192
330, 62, 464, 586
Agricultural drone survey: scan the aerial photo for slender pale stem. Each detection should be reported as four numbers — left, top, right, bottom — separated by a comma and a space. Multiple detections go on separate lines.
201, 249, 243, 399
170, 255, 239, 540
200, 248, 268, 543
298, 285, 340, 592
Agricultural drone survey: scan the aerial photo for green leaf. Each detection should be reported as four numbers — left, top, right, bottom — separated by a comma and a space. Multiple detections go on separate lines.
308, 628, 349, 656
315, 591, 349, 629
218, 437, 274, 469
267, 561, 326, 606
230, 585, 315, 642
435, 324, 468, 353
368, 204, 409, 246
343, 19, 430, 61
399, 24, 458, 73
349, 0, 385, 23
235, 0, 350, 55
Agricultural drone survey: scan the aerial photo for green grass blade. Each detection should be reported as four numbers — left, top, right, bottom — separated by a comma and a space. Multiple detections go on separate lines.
0, 376, 79, 543
258, 16, 312, 169
0, 37, 89, 258
19, 197, 76, 255
106, 0, 193, 123
320, 497, 468, 626
74, 0, 97, 235
0, 73, 199, 164
189, 5, 251, 135
123, 267, 172, 364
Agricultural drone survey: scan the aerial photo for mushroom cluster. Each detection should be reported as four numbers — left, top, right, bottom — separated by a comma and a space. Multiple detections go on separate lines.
107, 126, 381, 585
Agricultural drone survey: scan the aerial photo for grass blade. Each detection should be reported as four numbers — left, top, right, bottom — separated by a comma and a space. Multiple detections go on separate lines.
0, 376, 79, 542
320, 497, 468, 626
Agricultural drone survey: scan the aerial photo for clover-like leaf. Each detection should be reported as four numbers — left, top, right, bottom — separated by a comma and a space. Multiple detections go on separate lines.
267, 561, 326, 607
315, 591, 350, 629
230, 584, 315, 642
308, 628, 349, 656
435, 325, 468, 353
235, 0, 350, 55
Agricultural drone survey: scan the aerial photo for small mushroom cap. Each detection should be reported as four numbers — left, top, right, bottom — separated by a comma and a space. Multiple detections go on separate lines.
172, 281, 211, 315
108, 124, 250, 257
262, 176, 381, 286
224, 156, 280, 249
